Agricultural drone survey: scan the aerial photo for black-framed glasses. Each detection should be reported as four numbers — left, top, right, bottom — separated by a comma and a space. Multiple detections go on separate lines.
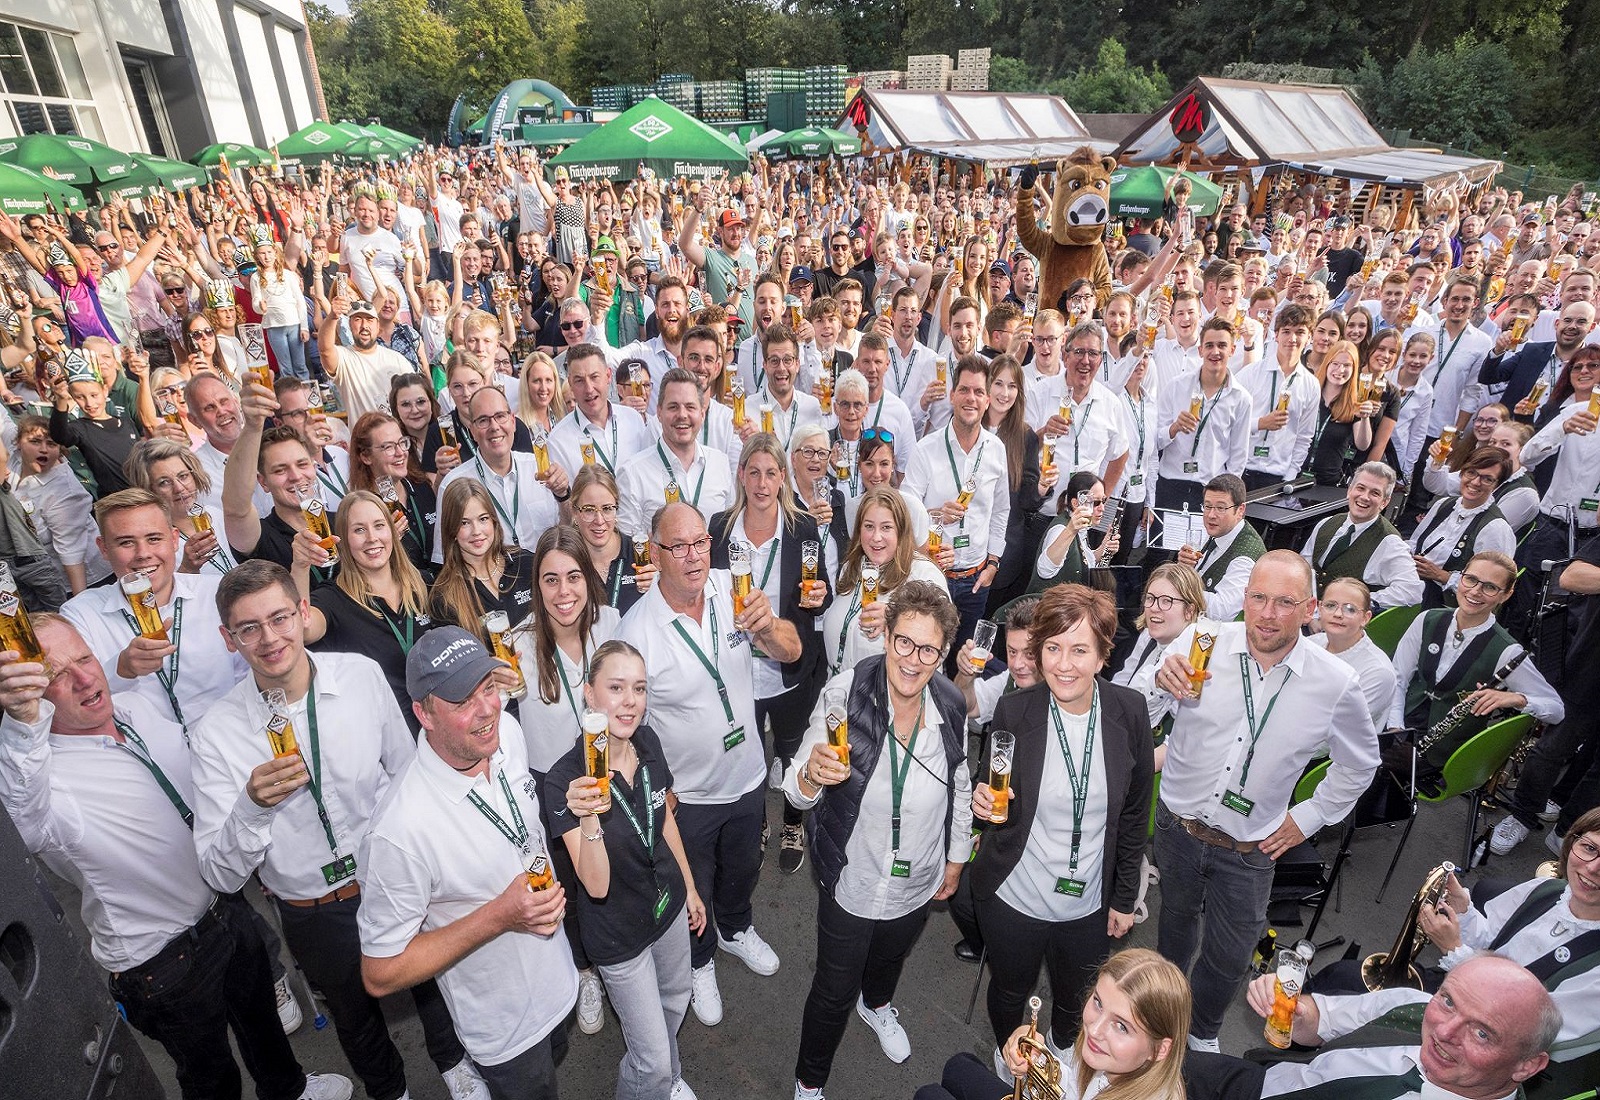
655, 535, 711, 560
1458, 573, 1507, 597
1143, 593, 1189, 612
890, 632, 944, 666
560, 320, 586, 331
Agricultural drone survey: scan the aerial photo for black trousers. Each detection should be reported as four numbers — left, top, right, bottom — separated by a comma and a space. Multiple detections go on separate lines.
277, 894, 466, 1100
947, 862, 983, 953
476, 1032, 558, 1100
759, 682, 818, 826
977, 894, 1109, 1050
1508, 704, 1600, 829
674, 784, 766, 968
109, 893, 306, 1100
796, 888, 930, 1088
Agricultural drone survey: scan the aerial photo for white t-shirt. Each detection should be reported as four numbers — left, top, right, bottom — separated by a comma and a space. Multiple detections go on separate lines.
330, 343, 413, 422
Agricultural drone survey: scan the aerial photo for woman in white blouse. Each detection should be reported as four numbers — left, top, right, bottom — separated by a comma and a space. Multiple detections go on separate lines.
1110, 562, 1205, 771
124, 437, 234, 577
1309, 576, 1398, 733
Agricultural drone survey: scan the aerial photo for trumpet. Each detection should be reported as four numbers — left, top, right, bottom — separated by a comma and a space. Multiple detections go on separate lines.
1011, 995, 1063, 1100
1362, 862, 1456, 990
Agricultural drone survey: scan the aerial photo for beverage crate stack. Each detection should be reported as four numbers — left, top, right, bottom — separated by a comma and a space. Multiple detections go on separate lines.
653, 75, 695, 112
590, 86, 626, 112
697, 80, 745, 122
905, 54, 953, 91
744, 67, 803, 120
857, 70, 904, 91
952, 48, 991, 91
805, 65, 847, 127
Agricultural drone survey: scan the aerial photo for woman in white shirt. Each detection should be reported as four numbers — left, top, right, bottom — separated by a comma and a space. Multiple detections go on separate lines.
124, 437, 235, 577
1110, 562, 1205, 770
1309, 577, 1398, 733
823, 487, 947, 676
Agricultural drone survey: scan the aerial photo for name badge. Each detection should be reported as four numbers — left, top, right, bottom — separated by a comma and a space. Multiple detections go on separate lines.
1253, 445, 1271, 459
722, 726, 746, 752
890, 858, 912, 879
1221, 790, 1255, 816
1581, 498, 1599, 513
1128, 474, 1144, 488
1183, 461, 1199, 474
321, 853, 358, 886
1054, 877, 1086, 897
953, 534, 971, 549
653, 887, 672, 921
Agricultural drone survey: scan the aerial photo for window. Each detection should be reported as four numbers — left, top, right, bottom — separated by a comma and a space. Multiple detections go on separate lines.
123, 58, 172, 157
0, 21, 101, 140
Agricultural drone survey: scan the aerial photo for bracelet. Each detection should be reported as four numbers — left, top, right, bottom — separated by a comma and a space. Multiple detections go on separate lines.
581, 824, 605, 841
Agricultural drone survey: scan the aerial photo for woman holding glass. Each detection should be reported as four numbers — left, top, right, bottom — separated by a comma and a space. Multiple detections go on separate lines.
570, 464, 658, 615
842, 430, 931, 546
969, 583, 1155, 1061
1306, 339, 1380, 485
516, 350, 566, 437
429, 477, 537, 633
785, 581, 972, 1100
124, 437, 236, 576
388, 372, 461, 484
1110, 563, 1206, 769
1028, 472, 1119, 595
790, 424, 850, 585
349, 411, 437, 579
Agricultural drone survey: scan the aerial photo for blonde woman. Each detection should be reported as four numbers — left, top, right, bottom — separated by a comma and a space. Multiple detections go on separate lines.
517, 349, 566, 436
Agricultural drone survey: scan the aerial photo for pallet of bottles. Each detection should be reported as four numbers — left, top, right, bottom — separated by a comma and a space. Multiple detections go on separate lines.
744, 67, 803, 117
696, 80, 745, 122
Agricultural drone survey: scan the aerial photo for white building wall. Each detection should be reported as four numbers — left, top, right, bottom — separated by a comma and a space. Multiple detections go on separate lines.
233, 8, 286, 142
276, 22, 312, 131
171, 0, 251, 143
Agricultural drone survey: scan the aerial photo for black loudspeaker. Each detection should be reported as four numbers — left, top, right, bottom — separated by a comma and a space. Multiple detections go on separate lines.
0, 806, 167, 1100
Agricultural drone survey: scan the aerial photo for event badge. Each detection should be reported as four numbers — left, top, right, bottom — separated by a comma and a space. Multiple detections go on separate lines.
1221, 790, 1255, 816
653, 887, 672, 921
1253, 445, 1271, 459
322, 853, 357, 886
1183, 461, 1199, 474
890, 858, 911, 879
722, 726, 746, 751
953, 534, 971, 549
1581, 498, 1598, 513
1054, 877, 1086, 897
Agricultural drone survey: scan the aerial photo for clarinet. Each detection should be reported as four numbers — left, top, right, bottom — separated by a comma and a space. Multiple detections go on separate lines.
1414, 650, 1529, 758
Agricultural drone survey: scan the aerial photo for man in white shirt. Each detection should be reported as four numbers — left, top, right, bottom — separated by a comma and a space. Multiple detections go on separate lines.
62, 489, 249, 730
740, 324, 823, 451
360, 627, 576, 1098
0, 616, 350, 1100
339, 193, 406, 314
1050, 322, 1130, 485
852, 334, 918, 473
1424, 274, 1494, 441
616, 369, 735, 540
737, 275, 817, 397
190, 561, 483, 1100
881, 286, 941, 431
185, 372, 268, 518
1300, 462, 1423, 611
619, 276, 692, 414
1155, 318, 1253, 511
1150, 288, 1203, 396
1239, 305, 1319, 490
904, 358, 1011, 663
434, 387, 564, 560
617, 503, 797, 1026
1020, 309, 1068, 434
318, 297, 413, 422
1152, 551, 1379, 1049
548, 344, 652, 479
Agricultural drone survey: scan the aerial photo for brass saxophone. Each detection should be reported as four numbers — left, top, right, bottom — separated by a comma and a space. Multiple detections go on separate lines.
1362, 861, 1456, 990
1414, 651, 1529, 759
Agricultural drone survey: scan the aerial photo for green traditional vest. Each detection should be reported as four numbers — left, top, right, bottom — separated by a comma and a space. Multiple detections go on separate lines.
1200, 520, 1266, 591
1025, 516, 1089, 596
1311, 512, 1401, 594
1402, 609, 1516, 765
1413, 500, 1507, 574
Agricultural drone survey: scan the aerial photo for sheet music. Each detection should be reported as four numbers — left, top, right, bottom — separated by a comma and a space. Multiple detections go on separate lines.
1157, 508, 1204, 551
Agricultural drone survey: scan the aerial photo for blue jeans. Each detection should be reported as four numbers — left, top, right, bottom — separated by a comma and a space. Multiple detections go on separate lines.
599, 914, 692, 1100
266, 324, 309, 379
1152, 803, 1277, 1040
945, 570, 990, 678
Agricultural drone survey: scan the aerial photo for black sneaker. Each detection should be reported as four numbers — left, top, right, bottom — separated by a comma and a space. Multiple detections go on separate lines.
779, 824, 806, 874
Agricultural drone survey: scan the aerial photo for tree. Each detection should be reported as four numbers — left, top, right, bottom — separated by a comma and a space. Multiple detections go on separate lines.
444, 0, 541, 109
1366, 35, 1516, 150
988, 55, 1036, 93
1051, 39, 1171, 115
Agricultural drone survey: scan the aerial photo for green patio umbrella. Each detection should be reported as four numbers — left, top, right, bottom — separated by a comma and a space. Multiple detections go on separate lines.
125, 152, 208, 192
0, 162, 84, 214
0, 133, 136, 187
759, 127, 861, 160
548, 98, 747, 182
1108, 165, 1223, 219
276, 122, 385, 163
191, 142, 274, 168
351, 122, 422, 153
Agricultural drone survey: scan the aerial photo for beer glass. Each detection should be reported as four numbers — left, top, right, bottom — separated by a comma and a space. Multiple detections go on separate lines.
375, 477, 406, 526
988, 730, 1015, 823
1040, 434, 1057, 471
438, 412, 459, 451
186, 501, 213, 535
956, 476, 976, 509
860, 562, 881, 608
1275, 392, 1291, 414
299, 491, 337, 566
664, 480, 682, 505
935, 356, 949, 387
1024, 291, 1039, 321
532, 429, 551, 477
0, 562, 44, 661
823, 686, 849, 766
817, 371, 833, 414
729, 541, 753, 616
928, 521, 944, 554
159, 400, 184, 426
800, 540, 820, 597
632, 539, 651, 571
1187, 624, 1217, 698
482, 610, 527, 700
120, 572, 168, 641
581, 440, 596, 465
262, 688, 300, 758
971, 619, 998, 673
306, 383, 324, 413
581, 708, 611, 803
759, 402, 775, 434
1263, 941, 1315, 1048
525, 843, 556, 890
1189, 392, 1204, 420
731, 382, 747, 426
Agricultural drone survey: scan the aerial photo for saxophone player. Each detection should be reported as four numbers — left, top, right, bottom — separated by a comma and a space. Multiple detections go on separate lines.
1382, 552, 1562, 798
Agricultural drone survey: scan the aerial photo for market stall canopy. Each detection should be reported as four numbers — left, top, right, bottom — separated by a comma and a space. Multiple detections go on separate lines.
547, 98, 747, 182
837, 89, 1115, 167
354, 122, 423, 154
1108, 165, 1223, 218
0, 133, 135, 186
1279, 148, 1500, 189
0, 162, 84, 213
759, 127, 861, 160
192, 142, 274, 168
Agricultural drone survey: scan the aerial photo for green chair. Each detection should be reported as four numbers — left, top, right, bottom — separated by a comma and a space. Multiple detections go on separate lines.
1375, 714, 1534, 902
1292, 759, 1330, 806
1366, 604, 1422, 657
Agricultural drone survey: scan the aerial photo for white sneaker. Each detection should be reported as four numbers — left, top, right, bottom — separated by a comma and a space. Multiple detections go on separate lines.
1547, 827, 1565, 856
992, 1045, 1014, 1085
298, 1074, 353, 1100
856, 997, 911, 1063
1490, 815, 1532, 855
794, 1082, 825, 1100
275, 975, 303, 1033
690, 961, 723, 1026
671, 1079, 697, 1100
440, 1059, 486, 1100
1186, 1035, 1221, 1054
576, 969, 605, 1034
1540, 799, 1561, 822
718, 926, 780, 975
769, 756, 784, 790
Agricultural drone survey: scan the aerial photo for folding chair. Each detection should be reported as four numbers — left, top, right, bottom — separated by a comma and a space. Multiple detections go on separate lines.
1365, 605, 1422, 658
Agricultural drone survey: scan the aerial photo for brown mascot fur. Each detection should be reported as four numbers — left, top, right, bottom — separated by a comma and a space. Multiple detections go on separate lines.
1015, 147, 1116, 314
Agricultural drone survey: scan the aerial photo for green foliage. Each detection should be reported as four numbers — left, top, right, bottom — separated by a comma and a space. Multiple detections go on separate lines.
1363, 35, 1517, 151
1047, 40, 1170, 115
987, 56, 1035, 93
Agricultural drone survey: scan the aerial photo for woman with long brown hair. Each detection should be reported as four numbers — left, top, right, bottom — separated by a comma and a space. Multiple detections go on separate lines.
984, 353, 1054, 613
348, 411, 437, 578
428, 476, 536, 635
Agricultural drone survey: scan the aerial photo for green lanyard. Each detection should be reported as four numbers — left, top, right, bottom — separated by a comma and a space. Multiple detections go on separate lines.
1125, 391, 1147, 471
1262, 372, 1283, 441
1190, 387, 1225, 457
1238, 654, 1293, 789
373, 600, 416, 655
869, 397, 886, 429
765, 390, 799, 444
943, 427, 984, 528
296, 677, 342, 856
656, 442, 707, 507
610, 758, 657, 860
890, 343, 917, 393
578, 408, 620, 473
400, 483, 427, 557
114, 719, 194, 828
1050, 693, 1099, 872
1070, 398, 1095, 467
316, 457, 348, 502
467, 768, 533, 859
556, 647, 588, 728
751, 340, 765, 390
670, 600, 737, 726
475, 456, 522, 547
608, 553, 626, 606
121, 597, 185, 729
832, 588, 862, 673
1430, 325, 1467, 387
886, 694, 926, 855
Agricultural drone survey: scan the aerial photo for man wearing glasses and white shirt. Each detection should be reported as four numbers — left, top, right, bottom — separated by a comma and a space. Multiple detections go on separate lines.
616, 369, 735, 541
1151, 551, 1379, 1052
1155, 318, 1253, 512
735, 324, 823, 451
617, 502, 800, 1027
547, 344, 651, 480
433, 387, 565, 561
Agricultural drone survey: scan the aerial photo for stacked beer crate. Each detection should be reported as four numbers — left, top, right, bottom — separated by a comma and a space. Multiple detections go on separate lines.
805, 65, 847, 126
653, 75, 695, 112
952, 48, 991, 91
905, 54, 953, 91
857, 71, 905, 91
697, 81, 745, 122
744, 68, 803, 119
590, 86, 627, 111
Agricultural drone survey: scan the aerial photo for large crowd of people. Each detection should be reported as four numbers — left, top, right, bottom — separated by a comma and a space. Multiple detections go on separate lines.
1, 141, 1598, 1100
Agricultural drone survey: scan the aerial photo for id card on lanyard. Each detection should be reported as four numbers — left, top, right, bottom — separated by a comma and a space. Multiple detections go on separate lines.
670, 599, 744, 750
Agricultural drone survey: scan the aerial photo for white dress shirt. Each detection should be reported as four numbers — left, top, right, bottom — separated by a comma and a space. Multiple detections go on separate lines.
883, 337, 939, 432
62, 572, 249, 729
1112, 630, 1170, 728
615, 440, 736, 542
615, 571, 767, 805
1023, 363, 1067, 435
1238, 359, 1321, 478
841, 488, 932, 550
1263, 987, 1457, 1099
433, 452, 561, 561
863, 391, 918, 473
820, 558, 947, 676
514, 607, 620, 774
1388, 380, 1436, 478
1407, 497, 1517, 580
1156, 369, 1254, 485
1193, 521, 1257, 622
1386, 612, 1564, 730
1056, 380, 1131, 480
1113, 387, 1160, 507
903, 423, 1011, 571
783, 667, 972, 920
756, 387, 825, 450
548, 402, 652, 480
359, 722, 578, 1067
0, 696, 213, 972
189, 653, 414, 901
1300, 513, 1425, 610
1150, 336, 1201, 397
1159, 622, 1380, 840
1424, 322, 1493, 437
1310, 633, 1398, 733
735, 332, 822, 401
17, 462, 111, 583
1522, 402, 1600, 530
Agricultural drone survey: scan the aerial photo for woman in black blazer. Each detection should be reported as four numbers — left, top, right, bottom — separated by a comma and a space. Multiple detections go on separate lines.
970, 582, 1156, 1059
711, 433, 834, 868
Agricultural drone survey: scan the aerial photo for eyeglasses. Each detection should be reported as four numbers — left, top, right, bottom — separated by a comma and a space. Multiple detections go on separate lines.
1032, 334, 1060, 346
1143, 593, 1190, 612
559, 320, 587, 331
1458, 573, 1507, 597
1319, 600, 1364, 617
1568, 837, 1600, 863
575, 503, 618, 519
1066, 347, 1100, 359
655, 535, 711, 560
1245, 592, 1308, 614
861, 427, 895, 444
890, 631, 945, 666
833, 399, 866, 412
1459, 470, 1500, 486
470, 411, 513, 430
795, 446, 830, 461
227, 608, 300, 646
768, 354, 799, 368
154, 385, 185, 401
1200, 502, 1242, 514
369, 438, 412, 455
189, 327, 215, 338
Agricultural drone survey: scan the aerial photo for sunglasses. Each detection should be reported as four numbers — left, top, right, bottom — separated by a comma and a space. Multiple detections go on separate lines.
559, 320, 586, 331
861, 427, 895, 444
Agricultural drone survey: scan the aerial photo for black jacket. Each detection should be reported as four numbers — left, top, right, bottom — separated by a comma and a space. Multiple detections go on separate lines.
970, 679, 1155, 916
1478, 339, 1555, 422
709, 507, 834, 692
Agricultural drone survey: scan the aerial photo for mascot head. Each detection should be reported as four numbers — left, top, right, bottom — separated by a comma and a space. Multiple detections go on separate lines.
1051, 147, 1118, 247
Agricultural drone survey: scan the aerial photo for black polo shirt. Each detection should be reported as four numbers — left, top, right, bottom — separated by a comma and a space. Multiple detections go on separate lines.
309, 583, 437, 734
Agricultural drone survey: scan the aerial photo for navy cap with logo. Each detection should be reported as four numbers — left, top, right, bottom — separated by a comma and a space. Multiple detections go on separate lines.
789, 264, 815, 286
406, 626, 508, 703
